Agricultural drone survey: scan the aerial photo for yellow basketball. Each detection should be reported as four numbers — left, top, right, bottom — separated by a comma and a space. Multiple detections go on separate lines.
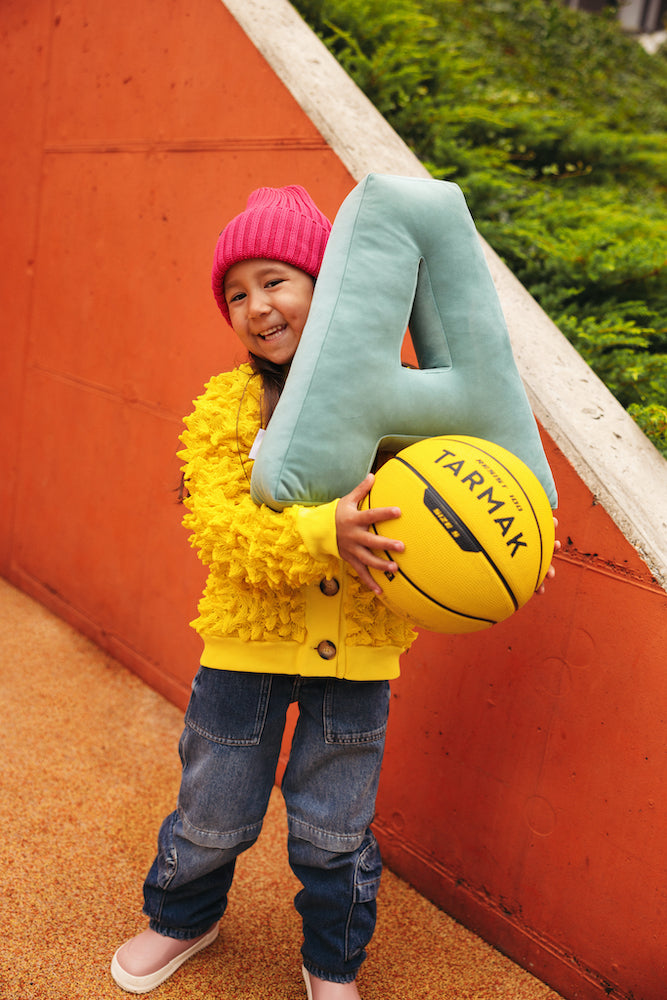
363, 435, 555, 633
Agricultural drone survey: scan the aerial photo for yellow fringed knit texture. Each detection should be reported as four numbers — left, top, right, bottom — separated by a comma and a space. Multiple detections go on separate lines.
178, 366, 416, 652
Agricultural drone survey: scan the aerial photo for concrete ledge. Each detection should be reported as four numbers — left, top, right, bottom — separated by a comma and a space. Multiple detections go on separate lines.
222, 0, 667, 588
485, 251, 667, 584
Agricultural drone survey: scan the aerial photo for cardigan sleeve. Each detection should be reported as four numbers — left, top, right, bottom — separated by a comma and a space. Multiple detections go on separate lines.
178, 370, 341, 590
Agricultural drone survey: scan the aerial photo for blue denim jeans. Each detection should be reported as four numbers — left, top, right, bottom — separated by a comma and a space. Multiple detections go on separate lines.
142, 667, 390, 984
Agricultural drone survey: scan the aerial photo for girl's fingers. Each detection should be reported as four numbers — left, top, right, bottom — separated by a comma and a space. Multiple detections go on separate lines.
368, 531, 404, 555
347, 473, 375, 505
360, 504, 402, 526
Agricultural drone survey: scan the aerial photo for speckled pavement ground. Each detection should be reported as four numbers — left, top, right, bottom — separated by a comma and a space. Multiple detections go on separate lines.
1, 578, 563, 1000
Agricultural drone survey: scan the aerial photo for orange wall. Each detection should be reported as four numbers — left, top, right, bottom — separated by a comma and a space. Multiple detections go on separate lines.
1, 0, 355, 705
376, 431, 667, 999
3, 4, 667, 999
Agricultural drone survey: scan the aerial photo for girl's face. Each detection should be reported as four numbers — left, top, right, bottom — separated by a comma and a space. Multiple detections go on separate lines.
224, 258, 315, 366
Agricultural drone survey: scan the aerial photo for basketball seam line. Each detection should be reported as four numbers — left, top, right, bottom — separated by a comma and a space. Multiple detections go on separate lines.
368, 512, 498, 625
393, 454, 520, 612
433, 436, 548, 591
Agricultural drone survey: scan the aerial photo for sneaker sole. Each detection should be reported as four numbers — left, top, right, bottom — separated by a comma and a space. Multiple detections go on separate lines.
110, 924, 219, 994
302, 966, 313, 1000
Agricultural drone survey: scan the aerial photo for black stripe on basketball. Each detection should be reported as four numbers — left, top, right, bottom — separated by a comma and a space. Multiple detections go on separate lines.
368, 518, 497, 625
394, 456, 520, 611
436, 436, 548, 593
368, 486, 500, 626
394, 561, 497, 624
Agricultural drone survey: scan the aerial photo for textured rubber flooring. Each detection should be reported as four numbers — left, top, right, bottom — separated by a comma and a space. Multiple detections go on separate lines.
1, 578, 563, 1000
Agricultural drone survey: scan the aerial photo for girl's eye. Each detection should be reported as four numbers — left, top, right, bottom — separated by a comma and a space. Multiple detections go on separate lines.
228, 291, 246, 304
265, 278, 284, 289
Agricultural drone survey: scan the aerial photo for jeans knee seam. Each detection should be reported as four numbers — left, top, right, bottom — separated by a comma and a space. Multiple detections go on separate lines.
179, 808, 263, 848
288, 816, 366, 852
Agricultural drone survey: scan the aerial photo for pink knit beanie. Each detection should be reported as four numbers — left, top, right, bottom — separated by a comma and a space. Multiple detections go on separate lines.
212, 185, 332, 323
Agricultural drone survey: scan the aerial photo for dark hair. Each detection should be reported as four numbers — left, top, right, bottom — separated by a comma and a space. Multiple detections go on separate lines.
248, 351, 288, 426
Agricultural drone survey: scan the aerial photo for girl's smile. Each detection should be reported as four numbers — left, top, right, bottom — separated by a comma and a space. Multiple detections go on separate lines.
224, 258, 315, 365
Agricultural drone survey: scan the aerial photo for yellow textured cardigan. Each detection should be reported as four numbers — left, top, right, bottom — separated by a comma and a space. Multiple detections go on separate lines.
178, 365, 417, 680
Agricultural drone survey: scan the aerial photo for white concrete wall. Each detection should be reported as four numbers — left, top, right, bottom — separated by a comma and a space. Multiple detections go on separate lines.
223, 0, 667, 589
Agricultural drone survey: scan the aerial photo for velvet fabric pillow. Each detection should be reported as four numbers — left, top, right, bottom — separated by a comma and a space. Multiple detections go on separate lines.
250, 173, 557, 511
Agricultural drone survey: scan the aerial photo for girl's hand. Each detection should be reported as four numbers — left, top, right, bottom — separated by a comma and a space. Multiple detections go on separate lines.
536, 517, 561, 595
336, 474, 404, 595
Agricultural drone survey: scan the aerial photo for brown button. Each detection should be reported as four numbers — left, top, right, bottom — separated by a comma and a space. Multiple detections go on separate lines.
319, 578, 340, 597
317, 640, 337, 660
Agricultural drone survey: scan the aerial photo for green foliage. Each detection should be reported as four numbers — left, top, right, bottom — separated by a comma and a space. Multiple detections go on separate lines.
293, 0, 667, 456
628, 403, 667, 456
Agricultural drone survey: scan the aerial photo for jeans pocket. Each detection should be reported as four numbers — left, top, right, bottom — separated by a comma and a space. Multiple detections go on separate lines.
345, 833, 383, 963
323, 679, 390, 745
354, 835, 383, 903
155, 813, 179, 891
184, 667, 272, 745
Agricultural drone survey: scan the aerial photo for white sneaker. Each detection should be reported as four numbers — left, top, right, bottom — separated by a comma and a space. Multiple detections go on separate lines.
111, 924, 219, 994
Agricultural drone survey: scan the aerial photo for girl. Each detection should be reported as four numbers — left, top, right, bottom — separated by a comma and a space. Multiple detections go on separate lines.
111, 184, 418, 999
